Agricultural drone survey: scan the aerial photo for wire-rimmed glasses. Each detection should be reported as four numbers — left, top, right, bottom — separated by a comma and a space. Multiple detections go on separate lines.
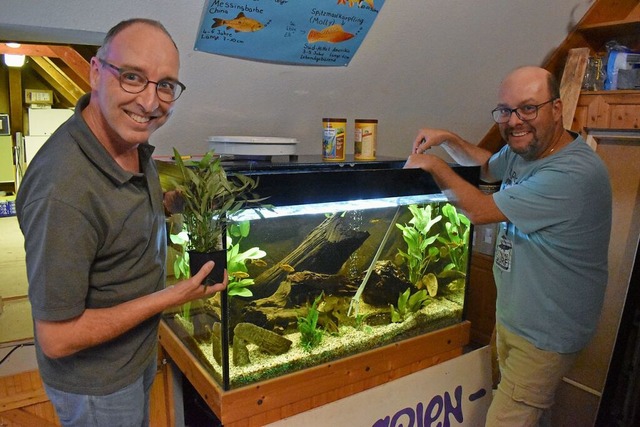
98, 58, 186, 102
491, 98, 558, 124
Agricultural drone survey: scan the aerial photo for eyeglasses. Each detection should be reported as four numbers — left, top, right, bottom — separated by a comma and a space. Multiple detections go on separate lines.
491, 98, 558, 124
98, 58, 186, 102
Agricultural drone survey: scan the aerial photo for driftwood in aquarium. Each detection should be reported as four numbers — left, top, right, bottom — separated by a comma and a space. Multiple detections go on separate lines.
243, 261, 411, 332
250, 214, 370, 299
243, 281, 309, 331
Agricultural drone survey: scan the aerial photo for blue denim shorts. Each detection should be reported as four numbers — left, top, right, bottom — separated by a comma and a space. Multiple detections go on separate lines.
44, 360, 157, 427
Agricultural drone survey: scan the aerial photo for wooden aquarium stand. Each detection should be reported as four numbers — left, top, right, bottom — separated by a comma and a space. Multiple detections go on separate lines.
158, 319, 470, 427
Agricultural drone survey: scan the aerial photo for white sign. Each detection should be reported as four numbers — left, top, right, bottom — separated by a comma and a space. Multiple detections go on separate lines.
268, 346, 493, 427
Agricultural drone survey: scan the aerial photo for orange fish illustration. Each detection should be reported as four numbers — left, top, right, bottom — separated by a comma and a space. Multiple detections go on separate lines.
212, 12, 264, 33
307, 24, 354, 44
337, 0, 374, 8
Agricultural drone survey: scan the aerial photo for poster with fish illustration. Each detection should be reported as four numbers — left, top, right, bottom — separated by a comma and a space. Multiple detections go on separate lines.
195, 0, 386, 66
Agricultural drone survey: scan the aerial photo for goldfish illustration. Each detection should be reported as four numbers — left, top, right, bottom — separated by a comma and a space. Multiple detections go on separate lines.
212, 12, 264, 33
307, 24, 354, 44
337, 0, 374, 8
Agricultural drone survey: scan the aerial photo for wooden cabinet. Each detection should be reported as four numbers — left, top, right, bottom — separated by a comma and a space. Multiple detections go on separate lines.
466, 252, 496, 346
572, 91, 640, 134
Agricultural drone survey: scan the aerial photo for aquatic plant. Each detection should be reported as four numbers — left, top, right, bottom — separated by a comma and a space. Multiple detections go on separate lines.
396, 203, 471, 294
169, 229, 191, 280
169, 229, 193, 321
390, 288, 430, 323
298, 293, 324, 351
168, 148, 264, 253
437, 203, 470, 272
395, 204, 442, 285
226, 221, 266, 297
168, 220, 266, 297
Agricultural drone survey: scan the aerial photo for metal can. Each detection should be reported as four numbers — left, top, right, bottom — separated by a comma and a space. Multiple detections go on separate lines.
354, 119, 377, 160
322, 118, 347, 161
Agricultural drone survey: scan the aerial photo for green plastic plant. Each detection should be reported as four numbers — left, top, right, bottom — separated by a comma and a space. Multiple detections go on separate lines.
298, 293, 324, 351
390, 288, 429, 323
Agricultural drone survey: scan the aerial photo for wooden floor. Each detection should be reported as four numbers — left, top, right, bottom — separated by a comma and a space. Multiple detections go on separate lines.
0, 216, 32, 344
0, 370, 60, 426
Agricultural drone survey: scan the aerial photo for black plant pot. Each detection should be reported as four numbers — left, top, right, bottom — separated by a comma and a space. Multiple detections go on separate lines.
189, 250, 227, 285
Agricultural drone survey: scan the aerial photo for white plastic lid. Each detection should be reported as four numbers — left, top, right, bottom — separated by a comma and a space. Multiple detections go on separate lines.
207, 136, 298, 145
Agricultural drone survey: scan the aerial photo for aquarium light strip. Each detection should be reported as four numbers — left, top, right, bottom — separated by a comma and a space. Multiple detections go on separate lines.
232, 194, 448, 221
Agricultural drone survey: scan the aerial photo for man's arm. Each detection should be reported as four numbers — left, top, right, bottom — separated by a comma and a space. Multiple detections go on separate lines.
35, 262, 226, 359
412, 128, 497, 182
404, 153, 506, 225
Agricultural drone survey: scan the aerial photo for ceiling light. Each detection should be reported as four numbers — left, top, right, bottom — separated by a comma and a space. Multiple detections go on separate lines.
5, 43, 21, 48
4, 54, 26, 67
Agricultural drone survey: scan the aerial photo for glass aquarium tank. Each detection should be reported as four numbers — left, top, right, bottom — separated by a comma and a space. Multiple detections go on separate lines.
162, 157, 479, 392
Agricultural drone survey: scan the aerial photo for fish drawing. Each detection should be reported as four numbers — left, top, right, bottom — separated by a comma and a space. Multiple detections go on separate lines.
337, 0, 374, 8
212, 12, 264, 33
307, 24, 354, 44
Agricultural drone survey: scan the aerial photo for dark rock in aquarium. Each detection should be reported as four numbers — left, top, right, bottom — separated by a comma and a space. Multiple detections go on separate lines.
232, 322, 293, 367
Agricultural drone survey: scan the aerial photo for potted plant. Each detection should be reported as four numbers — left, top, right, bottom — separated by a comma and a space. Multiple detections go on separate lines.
163, 148, 264, 285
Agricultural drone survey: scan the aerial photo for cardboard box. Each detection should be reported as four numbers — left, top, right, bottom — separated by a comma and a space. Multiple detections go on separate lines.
25, 89, 54, 105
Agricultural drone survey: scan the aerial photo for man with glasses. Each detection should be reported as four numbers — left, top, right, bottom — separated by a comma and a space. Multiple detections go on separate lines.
17, 19, 227, 426
405, 66, 612, 426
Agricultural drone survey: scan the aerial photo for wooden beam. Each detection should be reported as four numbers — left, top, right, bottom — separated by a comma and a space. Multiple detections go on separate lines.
7, 67, 23, 135
48, 45, 91, 89
560, 47, 590, 130
29, 56, 86, 105
0, 43, 57, 57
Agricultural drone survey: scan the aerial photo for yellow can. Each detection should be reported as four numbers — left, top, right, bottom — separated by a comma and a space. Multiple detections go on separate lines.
354, 119, 377, 160
322, 118, 347, 161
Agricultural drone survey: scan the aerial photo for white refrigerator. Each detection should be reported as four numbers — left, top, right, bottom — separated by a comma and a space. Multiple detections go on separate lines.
24, 108, 73, 165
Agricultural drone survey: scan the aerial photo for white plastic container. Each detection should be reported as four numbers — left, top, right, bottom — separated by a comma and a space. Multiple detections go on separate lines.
207, 136, 297, 157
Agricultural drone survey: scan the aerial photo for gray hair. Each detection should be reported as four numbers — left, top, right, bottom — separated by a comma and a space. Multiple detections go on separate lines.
96, 18, 178, 59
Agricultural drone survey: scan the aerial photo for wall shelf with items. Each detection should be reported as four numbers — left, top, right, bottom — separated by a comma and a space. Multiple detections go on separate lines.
576, 0, 640, 52
478, 0, 640, 152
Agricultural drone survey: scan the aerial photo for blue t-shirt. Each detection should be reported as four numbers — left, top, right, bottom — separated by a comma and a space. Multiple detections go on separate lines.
489, 133, 612, 353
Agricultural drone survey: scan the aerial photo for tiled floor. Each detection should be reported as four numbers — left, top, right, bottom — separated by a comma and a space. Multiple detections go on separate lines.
0, 216, 33, 343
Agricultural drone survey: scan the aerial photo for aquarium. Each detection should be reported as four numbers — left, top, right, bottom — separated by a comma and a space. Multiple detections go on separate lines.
162, 157, 479, 391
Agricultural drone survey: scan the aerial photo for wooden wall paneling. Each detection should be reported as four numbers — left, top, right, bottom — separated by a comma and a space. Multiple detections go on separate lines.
467, 252, 497, 346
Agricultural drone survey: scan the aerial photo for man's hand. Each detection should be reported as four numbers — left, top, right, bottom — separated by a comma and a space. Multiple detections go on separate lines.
412, 128, 456, 154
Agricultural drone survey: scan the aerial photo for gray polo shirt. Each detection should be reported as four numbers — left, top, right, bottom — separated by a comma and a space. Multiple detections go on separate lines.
16, 94, 167, 395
